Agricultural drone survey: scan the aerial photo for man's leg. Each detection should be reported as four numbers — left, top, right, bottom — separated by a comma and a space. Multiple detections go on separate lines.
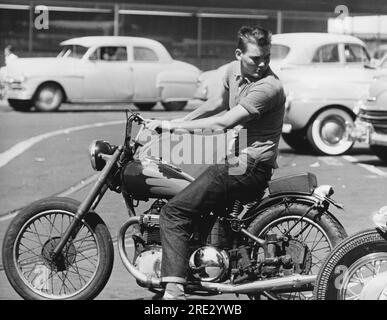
159, 159, 272, 298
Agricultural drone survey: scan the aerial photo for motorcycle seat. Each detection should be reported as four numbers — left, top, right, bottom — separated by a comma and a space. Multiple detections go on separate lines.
268, 172, 317, 195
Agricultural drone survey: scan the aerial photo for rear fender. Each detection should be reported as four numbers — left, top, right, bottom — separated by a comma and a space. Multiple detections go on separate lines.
242, 192, 345, 231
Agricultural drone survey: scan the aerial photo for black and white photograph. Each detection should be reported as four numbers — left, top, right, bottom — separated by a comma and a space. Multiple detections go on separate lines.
0, 0, 387, 304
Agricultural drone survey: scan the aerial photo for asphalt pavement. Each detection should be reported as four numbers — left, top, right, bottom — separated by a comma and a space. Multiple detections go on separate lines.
1, 99, 386, 300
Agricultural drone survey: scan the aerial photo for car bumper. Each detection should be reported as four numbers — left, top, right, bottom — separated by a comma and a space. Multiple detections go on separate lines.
346, 119, 387, 147
3, 84, 34, 100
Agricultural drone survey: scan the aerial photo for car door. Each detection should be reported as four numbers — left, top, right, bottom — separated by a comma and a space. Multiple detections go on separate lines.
339, 43, 376, 97
83, 46, 134, 102
288, 43, 342, 97
129, 46, 165, 101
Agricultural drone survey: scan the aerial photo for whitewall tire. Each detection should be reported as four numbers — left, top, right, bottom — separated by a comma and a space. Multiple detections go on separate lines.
307, 108, 354, 155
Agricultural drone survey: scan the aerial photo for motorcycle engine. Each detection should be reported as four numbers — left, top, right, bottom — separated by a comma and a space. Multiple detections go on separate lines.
133, 200, 231, 283
132, 200, 165, 279
134, 246, 162, 279
141, 199, 165, 244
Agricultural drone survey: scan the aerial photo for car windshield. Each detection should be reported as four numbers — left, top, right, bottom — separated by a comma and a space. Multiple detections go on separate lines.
271, 44, 290, 60
58, 45, 88, 59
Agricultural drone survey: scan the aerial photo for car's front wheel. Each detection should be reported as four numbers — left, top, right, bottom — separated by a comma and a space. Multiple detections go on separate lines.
135, 103, 156, 111
162, 101, 187, 111
8, 99, 33, 112
307, 108, 354, 155
370, 145, 387, 163
33, 83, 64, 112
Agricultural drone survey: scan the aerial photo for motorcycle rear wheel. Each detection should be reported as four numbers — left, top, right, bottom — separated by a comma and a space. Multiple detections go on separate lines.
313, 228, 387, 300
247, 202, 347, 300
2, 197, 114, 300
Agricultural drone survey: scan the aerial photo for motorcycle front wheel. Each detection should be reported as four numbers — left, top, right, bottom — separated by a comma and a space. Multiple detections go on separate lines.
247, 202, 347, 300
314, 228, 387, 300
2, 197, 114, 300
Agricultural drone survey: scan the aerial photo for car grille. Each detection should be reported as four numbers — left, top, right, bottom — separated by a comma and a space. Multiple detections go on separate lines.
358, 109, 387, 132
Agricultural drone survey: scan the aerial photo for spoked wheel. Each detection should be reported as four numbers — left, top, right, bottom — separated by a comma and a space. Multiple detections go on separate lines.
314, 228, 387, 300
247, 203, 347, 300
2, 197, 114, 300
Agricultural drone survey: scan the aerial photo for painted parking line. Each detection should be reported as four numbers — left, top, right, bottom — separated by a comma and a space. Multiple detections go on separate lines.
0, 112, 178, 169
0, 120, 126, 169
0, 173, 99, 222
342, 155, 387, 177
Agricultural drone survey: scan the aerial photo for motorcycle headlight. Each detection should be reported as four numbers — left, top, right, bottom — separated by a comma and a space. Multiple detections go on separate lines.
373, 206, 387, 232
89, 140, 115, 171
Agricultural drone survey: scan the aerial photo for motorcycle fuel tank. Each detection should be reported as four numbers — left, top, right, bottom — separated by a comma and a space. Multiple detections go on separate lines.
122, 157, 193, 200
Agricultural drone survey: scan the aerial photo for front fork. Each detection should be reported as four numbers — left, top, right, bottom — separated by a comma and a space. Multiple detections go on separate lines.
51, 146, 124, 259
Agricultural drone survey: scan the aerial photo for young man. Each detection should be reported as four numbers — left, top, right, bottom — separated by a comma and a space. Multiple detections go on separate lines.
145, 26, 286, 300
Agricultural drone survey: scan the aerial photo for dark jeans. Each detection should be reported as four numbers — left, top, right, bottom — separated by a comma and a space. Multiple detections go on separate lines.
159, 155, 273, 284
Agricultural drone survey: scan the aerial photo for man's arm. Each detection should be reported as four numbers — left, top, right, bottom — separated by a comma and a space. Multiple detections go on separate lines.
147, 104, 250, 132
180, 86, 229, 121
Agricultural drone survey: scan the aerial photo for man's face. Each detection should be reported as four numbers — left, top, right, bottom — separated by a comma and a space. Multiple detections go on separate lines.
236, 42, 271, 79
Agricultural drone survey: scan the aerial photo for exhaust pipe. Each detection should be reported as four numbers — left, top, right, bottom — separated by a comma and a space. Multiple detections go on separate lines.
118, 217, 317, 294
117, 216, 162, 288
187, 274, 316, 294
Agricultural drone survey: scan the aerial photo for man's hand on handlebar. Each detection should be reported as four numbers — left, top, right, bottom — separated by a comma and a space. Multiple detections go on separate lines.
145, 119, 172, 133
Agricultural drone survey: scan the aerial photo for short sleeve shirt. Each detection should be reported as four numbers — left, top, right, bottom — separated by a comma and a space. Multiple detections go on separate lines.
223, 60, 286, 168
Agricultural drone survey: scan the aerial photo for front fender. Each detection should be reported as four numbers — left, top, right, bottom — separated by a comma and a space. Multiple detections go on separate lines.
285, 99, 354, 130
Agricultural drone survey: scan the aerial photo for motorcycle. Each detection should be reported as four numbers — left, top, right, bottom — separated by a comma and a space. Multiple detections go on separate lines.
314, 206, 387, 300
2, 109, 348, 300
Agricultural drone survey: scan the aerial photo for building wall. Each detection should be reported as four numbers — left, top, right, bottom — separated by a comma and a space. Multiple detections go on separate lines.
0, 1, 386, 69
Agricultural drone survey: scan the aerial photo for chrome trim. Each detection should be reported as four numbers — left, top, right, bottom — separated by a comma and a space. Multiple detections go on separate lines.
89, 140, 99, 171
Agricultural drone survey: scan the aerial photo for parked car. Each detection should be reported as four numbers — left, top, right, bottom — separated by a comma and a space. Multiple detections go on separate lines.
195, 33, 387, 155
0, 66, 6, 100
1, 36, 201, 112
374, 44, 387, 61
346, 59, 387, 162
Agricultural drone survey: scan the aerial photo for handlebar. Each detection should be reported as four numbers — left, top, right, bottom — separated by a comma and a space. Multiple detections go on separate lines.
126, 108, 146, 124
126, 108, 162, 134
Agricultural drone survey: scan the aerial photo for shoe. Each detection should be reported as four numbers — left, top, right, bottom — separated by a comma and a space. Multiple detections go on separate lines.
162, 283, 186, 300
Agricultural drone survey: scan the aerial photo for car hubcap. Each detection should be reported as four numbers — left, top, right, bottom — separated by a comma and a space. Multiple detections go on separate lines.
320, 116, 345, 145
37, 87, 61, 110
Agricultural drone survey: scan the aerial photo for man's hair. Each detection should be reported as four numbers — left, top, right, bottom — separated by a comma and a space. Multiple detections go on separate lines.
5, 45, 13, 52
237, 26, 272, 52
